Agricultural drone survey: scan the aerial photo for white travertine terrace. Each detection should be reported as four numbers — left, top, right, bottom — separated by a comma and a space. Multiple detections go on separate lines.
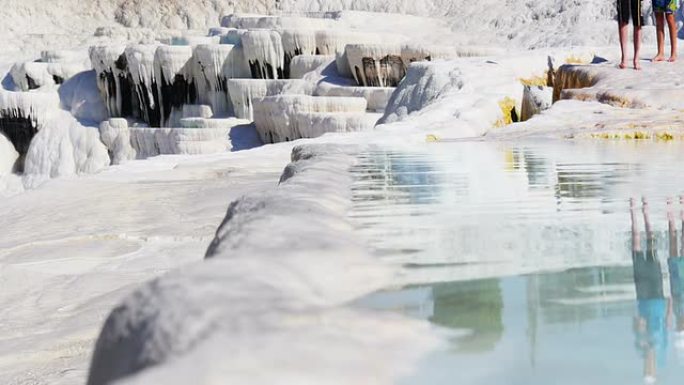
7, 3, 683, 385
293, 111, 379, 138
99, 118, 136, 164
345, 43, 405, 87
89, 45, 129, 117
128, 117, 255, 158
0, 133, 19, 174
192, 44, 246, 117
289, 55, 334, 78
153, 45, 195, 127
226, 78, 311, 120
281, 29, 318, 77
252, 95, 367, 143
10, 61, 87, 91
315, 81, 395, 112
554, 61, 684, 109
241, 30, 285, 79
521, 85, 553, 122
124, 44, 159, 125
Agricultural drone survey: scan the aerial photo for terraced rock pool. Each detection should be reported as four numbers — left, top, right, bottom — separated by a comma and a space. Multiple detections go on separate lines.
350, 141, 684, 384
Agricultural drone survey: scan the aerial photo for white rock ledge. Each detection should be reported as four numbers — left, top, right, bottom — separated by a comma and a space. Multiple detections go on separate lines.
86, 143, 442, 385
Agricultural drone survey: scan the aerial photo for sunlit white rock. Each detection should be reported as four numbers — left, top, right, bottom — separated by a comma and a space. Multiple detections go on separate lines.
171, 35, 221, 46
241, 30, 285, 80
89, 45, 128, 118
23, 111, 110, 187
252, 95, 367, 143
0, 133, 18, 174
521, 85, 553, 121
290, 55, 334, 79
345, 43, 405, 87
10, 62, 86, 91
220, 13, 279, 29
0, 90, 60, 160
219, 28, 247, 45
315, 82, 395, 112
401, 44, 458, 63
191, 44, 250, 117
182, 104, 213, 119
294, 112, 378, 138
99, 118, 136, 165
129, 117, 255, 157
125, 44, 160, 126
281, 29, 317, 78
226, 79, 311, 120
153, 45, 195, 127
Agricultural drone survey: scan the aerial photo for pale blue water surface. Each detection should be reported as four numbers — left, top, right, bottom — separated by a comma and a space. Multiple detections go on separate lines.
350, 141, 684, 384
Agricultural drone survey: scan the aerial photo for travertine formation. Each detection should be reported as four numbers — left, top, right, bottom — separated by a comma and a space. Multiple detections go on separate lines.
86, 12, 450, 145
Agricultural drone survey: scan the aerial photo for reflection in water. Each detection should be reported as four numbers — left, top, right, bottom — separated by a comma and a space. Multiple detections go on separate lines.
429, 279, 503, 353
360, 201, 684, 384
351, 142, 684, 384
631, 198, 684, 382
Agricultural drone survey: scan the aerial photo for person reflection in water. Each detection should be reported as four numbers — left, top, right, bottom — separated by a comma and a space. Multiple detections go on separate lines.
630, 197, 669, 384
667, 198, 684, 359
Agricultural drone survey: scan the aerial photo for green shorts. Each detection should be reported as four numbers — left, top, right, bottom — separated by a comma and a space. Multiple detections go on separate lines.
652, 0, 678, 13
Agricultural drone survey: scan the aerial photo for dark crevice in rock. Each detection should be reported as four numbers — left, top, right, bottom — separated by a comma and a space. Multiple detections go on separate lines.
249, 60, 284, 80
159, 72, 197, 125
25, 75, 39, 90
283, 48, 304, 79
0, 111, 38, 172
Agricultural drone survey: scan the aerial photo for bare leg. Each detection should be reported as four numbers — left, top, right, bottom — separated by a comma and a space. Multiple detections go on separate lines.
619, 22, 629, 69
680, 196, 684, 256
654, 13, 666, 62
666, 13, 678, 62
632, 198, 642, 253
643, 197, 653, 253
668, 198, 677, 257
645, 347, 657, 383
634, 26, 643, 70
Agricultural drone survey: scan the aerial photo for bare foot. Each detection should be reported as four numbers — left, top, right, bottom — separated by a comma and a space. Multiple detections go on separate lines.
653, 54, 665, 62
618, 61, 628, 69
634, 59, 642, 70
668, 55, 677, 62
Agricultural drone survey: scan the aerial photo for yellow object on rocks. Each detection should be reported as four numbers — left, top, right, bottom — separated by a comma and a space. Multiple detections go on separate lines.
426, 134, 440, 142
495, 97, 518, 127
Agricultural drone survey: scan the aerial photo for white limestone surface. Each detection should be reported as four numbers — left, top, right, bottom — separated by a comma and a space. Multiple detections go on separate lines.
289, 54, 334, 79
226, 78, 311, 120
100, 118, 136, 165
520, 85, 553, 121
0, 143, 294, 384
23, 111, 110, 188
85, 144, 442, 385
252, 95, 368, 143
0, 132, 18, 174
129, 117, 257, 158
315, 82, 395, 112
487, 100, 684, 140
554, 60, 684, 109
241, 30, 285, 79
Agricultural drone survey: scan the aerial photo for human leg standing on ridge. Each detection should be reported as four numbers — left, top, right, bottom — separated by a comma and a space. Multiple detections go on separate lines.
652, 0, 679, 62
618, 0, 643, 69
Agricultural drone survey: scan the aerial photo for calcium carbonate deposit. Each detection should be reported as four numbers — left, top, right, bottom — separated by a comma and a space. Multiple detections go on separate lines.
1, 1, 684, 385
